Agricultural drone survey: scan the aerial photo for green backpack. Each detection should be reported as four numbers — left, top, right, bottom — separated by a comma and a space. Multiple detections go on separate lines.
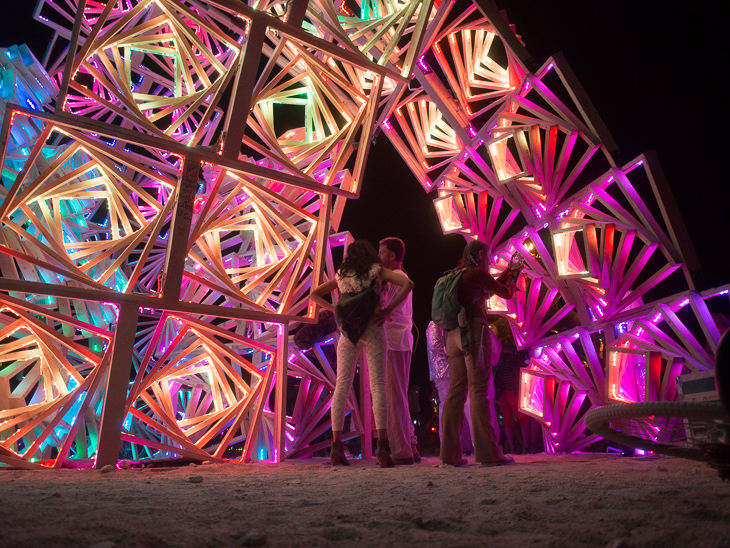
431, 268, 464, 330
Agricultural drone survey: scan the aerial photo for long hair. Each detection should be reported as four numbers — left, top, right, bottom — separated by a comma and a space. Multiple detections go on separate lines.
338, 240, 380, 278
459, 239, 490, 269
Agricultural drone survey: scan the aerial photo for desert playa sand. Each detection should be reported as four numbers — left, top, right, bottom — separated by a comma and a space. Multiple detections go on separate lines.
1, 453, 729, 548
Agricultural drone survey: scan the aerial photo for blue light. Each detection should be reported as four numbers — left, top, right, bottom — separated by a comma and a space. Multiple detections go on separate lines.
25, 98, 38, 110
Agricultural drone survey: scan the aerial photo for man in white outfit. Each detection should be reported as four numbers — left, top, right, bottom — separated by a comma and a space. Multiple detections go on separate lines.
378, 237, 419, 464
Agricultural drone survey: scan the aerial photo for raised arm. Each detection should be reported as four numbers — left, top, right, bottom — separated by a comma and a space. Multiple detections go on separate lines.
470, 267, 515, 300
309, 277, 338, 312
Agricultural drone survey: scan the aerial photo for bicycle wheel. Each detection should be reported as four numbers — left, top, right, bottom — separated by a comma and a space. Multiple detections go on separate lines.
584, 401, 730, 465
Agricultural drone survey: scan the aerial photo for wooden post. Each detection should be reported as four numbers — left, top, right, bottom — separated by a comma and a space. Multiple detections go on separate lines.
221, 21, 267, 161
95, 300, 140, 468
161, 155, 199, 307
273, 321, 288, 462
285, 0, 310, 27
56, 0, 87, 109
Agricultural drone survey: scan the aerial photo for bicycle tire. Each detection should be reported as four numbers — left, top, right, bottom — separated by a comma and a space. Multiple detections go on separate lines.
584, 401, 730, 462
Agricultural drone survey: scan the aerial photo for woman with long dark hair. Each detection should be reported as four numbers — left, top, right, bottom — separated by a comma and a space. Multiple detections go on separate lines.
441, 239, 519, 467
310, 240, 414, 467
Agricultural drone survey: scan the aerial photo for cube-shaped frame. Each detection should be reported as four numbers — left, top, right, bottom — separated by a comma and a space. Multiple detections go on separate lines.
607, 346, 661, 403
433, 191, 467, 234
519, 367, 555, 421
551, 225, 592, 279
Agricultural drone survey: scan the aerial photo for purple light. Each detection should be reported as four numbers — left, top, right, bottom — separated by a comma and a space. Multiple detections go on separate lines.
417, 55, 432, 74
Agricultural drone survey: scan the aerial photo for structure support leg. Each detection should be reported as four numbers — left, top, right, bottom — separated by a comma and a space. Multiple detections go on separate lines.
95, 301, 139, 468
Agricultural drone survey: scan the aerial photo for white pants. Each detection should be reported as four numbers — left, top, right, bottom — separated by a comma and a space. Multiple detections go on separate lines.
385, 348, 415, 459
332, 322, 387, 432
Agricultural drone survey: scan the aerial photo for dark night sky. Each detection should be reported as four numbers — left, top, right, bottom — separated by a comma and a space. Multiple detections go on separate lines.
1, 2, 725, 404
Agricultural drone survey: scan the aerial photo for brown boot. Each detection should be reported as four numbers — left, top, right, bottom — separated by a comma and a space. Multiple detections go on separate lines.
330, 441, 349, 466
376, 439, 395, 468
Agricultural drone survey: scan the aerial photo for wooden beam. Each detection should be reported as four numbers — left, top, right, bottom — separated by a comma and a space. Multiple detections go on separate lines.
95, 300, 140, 468
273, 321, 289, 461
161, 156, 200, 307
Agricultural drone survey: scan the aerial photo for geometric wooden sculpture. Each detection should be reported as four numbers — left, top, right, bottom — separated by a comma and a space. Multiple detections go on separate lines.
3, 0, 425, 468
1, 0, 725, 469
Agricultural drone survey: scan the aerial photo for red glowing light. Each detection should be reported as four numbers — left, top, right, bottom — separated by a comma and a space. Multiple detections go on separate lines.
193, 195, 206, 214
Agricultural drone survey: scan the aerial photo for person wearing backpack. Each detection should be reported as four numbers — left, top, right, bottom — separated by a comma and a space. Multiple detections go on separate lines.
438, 239, 519, 467
309, 240, 414, 468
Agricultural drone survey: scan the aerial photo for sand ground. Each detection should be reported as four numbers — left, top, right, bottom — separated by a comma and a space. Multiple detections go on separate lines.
1, 453, 729, 548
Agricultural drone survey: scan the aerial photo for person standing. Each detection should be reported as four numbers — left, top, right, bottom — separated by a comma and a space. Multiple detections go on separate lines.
440, 240, 518, 467
309, 240, 414, 467
428, 321, 473, 452
428, 320, 501, 453
378, 237, 420, 464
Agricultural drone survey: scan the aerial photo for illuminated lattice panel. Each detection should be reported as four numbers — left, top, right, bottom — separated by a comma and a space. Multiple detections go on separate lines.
381, 15, 523, 190
484, 129, 534, 185
0, 292, 115, 468
184, 161, 328, 317
430, 19, 520, 120
635, 289, 730, 373
305, 0, 436, 80
606, 346, 663, 403
518, 367, 554, 422
547, 156, 697, 323
551, 225, 594, 279
35, 1, 150, 70
123, 311, 278, 463
384, 98, 464, 192
0, 44, 58, 115
59, 0, 244, 147
0, 111, 181, 295
245, 26, 386, 197
464, 60, 612, 221
433, 190, 468, 234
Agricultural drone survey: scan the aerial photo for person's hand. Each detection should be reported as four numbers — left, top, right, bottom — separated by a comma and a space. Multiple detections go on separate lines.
373, 308, 392, 326
505, 266, 522, 288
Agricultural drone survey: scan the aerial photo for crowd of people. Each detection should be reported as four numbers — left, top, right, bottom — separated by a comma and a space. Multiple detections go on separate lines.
309, 237, 528, 467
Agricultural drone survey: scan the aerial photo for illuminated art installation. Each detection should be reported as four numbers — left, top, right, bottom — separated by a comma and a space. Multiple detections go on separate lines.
0, 0, 725, 469
374, 4, 729, 452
